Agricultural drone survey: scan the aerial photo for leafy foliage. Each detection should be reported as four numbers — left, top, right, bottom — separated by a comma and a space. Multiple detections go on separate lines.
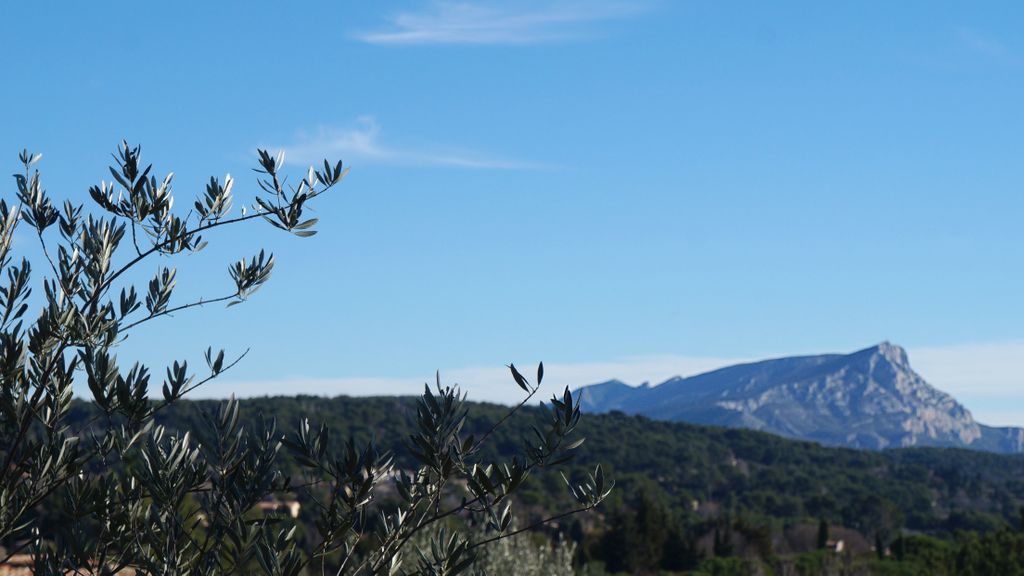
91, 396, 1024, 574
406, 519, 575, 576
0, 145, 608, 575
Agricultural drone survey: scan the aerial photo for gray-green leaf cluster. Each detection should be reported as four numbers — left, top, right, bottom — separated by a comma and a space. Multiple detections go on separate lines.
0, 144, 608, 575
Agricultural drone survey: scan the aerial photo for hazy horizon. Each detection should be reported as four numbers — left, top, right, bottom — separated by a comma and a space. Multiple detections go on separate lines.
195, 341, 1024, 427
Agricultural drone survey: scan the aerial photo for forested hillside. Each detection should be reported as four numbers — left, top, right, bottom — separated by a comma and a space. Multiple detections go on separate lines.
63, 395, 1024, 574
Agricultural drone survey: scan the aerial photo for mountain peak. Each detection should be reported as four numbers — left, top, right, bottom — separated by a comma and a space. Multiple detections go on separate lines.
575, 343, 1024, 454
854, 341, 909, 368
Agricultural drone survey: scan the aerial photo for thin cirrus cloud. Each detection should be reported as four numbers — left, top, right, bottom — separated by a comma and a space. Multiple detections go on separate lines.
276, 116, 538, 170
356, 1, 645, 46
955, 27, 1017, 64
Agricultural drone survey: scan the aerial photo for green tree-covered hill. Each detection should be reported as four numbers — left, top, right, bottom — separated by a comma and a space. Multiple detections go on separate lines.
67, 394, 1024, 528
60, 395, 1024, 574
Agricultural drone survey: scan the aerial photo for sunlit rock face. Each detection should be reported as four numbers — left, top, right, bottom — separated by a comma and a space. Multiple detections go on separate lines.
578, 342, 1024, 453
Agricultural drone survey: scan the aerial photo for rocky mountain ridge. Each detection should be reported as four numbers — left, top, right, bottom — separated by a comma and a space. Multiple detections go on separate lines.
577, 342, 1024, 453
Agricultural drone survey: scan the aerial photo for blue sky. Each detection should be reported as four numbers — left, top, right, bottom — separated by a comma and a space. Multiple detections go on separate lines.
2, 1, 1023, 424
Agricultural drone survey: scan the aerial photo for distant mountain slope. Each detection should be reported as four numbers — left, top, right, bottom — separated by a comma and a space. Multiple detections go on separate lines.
577, 342, 1024, 453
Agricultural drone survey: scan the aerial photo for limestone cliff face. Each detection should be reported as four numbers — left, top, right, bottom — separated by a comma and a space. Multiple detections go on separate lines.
578, 343, 1023, 453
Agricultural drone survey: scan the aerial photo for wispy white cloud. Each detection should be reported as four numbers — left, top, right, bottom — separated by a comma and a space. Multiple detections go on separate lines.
276, 116, 537, 170
955, 27, 1015, 64
357, 1, 644, 46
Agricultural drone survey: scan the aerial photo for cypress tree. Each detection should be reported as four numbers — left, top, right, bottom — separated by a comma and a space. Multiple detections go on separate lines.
713, 519, 734, 558
894, 531, 905, 562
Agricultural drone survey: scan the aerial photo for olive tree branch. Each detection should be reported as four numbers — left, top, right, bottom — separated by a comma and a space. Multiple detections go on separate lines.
35, 230, 60, 283
469, 382, 540, 455
467, 504, 596, 550
89, 174, 338, 312
0, 539, 31, 566
119, 293, 238, 332
1, 348, 250, 543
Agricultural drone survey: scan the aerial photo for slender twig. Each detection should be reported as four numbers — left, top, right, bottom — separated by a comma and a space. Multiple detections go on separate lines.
467, 505, 595, 550
150, 348, 250, 416
470, 383, 539, 454
36, 231, 60, 282
129, 221, 143, 257
120, 293, 237, 332
0, 539, 31, 566
334, 528, 361, 576
368, 488, 443, 573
